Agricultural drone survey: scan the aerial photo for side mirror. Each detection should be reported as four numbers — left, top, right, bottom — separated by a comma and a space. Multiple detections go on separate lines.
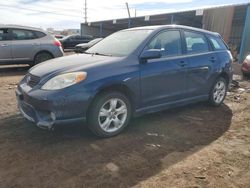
140, 49, 162, 63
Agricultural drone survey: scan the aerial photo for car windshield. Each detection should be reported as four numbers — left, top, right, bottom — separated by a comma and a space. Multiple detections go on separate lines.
86, 29, 153, 57
88, 38, 102, 45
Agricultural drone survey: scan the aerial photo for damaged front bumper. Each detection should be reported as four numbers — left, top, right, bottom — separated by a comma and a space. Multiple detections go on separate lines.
16, 83, 90, 130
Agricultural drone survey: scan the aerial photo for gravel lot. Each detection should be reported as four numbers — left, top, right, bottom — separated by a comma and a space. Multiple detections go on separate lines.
0, 62, 249, 188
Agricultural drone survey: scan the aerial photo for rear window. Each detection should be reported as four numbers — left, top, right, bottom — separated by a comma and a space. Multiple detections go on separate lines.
184, 31, 209, 54
208, 35, 228, 50
11, 29, 46, 40
12, 29, 36, 40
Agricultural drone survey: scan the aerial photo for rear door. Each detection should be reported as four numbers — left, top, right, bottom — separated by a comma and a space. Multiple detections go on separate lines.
0, 28, 12, 63
11, 29, 41, 61
183, 30, 217, 97
140, 29, 188, 107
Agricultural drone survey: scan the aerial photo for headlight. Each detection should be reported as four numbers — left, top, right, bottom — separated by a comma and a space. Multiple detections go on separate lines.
41, 72, 87, 90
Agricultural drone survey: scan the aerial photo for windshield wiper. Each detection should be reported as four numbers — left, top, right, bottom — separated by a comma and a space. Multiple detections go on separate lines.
82, 51, 92, 54
91, 52, 112, 57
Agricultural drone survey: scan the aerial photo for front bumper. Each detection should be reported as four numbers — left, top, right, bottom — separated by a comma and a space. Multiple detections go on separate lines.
16, 83, 91, 129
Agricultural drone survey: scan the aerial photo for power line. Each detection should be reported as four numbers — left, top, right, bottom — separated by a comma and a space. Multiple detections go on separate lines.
0, 4, 83, 18
4, 0, 84, 13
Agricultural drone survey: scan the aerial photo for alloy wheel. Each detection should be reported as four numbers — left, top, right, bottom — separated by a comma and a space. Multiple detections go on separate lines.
213, 80, 226, 104
98, 98, 128, 133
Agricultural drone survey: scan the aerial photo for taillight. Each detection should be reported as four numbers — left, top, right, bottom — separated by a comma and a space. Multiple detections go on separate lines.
242, 60, 250, 68
54, 40, 61, 47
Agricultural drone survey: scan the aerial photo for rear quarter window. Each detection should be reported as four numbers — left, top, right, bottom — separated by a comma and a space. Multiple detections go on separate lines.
208, 35, 228, 51
34, 31, 46, 38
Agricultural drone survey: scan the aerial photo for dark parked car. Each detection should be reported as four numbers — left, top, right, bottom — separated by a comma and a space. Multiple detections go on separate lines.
54, 34, 65, 39
16, 25, 233, 137
241, 55, 250, 76
60, 34, 93, 49
0, 25, 64, 66
74, 38, 103, 53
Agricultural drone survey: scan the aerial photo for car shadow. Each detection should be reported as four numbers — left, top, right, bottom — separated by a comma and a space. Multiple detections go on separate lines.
0, 102, 232, 187
0, 65, 29, 77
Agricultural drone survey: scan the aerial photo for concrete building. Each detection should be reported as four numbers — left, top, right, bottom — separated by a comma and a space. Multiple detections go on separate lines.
81, 3, 250, 63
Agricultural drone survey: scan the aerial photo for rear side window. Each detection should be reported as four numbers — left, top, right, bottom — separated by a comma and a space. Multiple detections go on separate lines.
184, 31, 209, 54
0, 29, 11, 41
146, 30, 182, 57
208, 35, 228, 50
12, 29, 37, 40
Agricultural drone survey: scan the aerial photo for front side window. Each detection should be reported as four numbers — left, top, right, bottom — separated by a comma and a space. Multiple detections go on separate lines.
86, 29, 153, 57
12, 29, 37, 40
184, 31, 209, 54
146, 30, 182, 57
0, 29, 10, 41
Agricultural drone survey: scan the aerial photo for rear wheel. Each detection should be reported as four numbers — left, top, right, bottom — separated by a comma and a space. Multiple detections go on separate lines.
242, 72, 250, 79
88, 92, 132, 137
33, 52, 53, 65
209, 77, 227, 106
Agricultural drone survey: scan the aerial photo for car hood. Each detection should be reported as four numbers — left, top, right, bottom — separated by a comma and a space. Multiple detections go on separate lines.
29, 54, 120, 78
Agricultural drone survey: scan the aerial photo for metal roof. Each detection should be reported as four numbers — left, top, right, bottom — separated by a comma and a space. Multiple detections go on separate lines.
81, 3, 249, 36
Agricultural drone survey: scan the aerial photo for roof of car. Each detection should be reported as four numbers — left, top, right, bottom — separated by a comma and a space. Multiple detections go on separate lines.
0, 24, 46, 32
125, 25, 219, 36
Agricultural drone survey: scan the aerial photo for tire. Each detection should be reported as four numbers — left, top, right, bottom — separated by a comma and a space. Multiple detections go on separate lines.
242, 72, 250, 79
208, 77, 227, 106
87, 91, 132, 138
33, 52, 53, 65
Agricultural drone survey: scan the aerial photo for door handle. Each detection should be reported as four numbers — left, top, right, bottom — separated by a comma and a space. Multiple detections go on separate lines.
178, 60, 187, 67
32, 43, 39, 46
1, 44, 8, 47
210, 57, 216, 63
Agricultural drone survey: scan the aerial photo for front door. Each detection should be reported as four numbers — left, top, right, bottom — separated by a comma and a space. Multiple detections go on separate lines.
140, 29, 188, 107
0, 28, 12, 63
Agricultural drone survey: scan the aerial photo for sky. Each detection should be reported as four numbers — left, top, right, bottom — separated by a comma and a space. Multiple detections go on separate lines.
0, 0, 249, 30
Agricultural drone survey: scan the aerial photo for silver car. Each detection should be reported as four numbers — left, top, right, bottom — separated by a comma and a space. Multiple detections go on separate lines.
0, 25, 64, 66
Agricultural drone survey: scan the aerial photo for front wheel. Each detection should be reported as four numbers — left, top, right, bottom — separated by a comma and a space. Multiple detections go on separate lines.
209, 77, 227, 106
87, 92, 132, 137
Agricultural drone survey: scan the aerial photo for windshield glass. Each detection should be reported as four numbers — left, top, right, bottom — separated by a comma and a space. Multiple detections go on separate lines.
86, 29, 153, 57
88, 38, 102, 45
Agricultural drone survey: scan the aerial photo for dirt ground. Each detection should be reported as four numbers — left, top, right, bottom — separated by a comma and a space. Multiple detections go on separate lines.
0, 64, 249, 188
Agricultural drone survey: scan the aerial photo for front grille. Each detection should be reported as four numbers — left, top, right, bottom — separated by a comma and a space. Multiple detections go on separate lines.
26, 74, 40, 88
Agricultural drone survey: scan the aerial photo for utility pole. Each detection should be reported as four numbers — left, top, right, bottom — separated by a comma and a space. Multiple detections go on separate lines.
84, 0, 87, 23
125, 2, 131, 28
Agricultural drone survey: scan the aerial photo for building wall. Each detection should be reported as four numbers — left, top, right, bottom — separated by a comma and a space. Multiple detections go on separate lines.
239, 4, 250, 62
81, 24, 114, 38
202, 7, 235, 42
228, 6, 247, 60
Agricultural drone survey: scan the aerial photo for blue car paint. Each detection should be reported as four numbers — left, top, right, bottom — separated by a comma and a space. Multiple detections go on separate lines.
16, 25, 233, 129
